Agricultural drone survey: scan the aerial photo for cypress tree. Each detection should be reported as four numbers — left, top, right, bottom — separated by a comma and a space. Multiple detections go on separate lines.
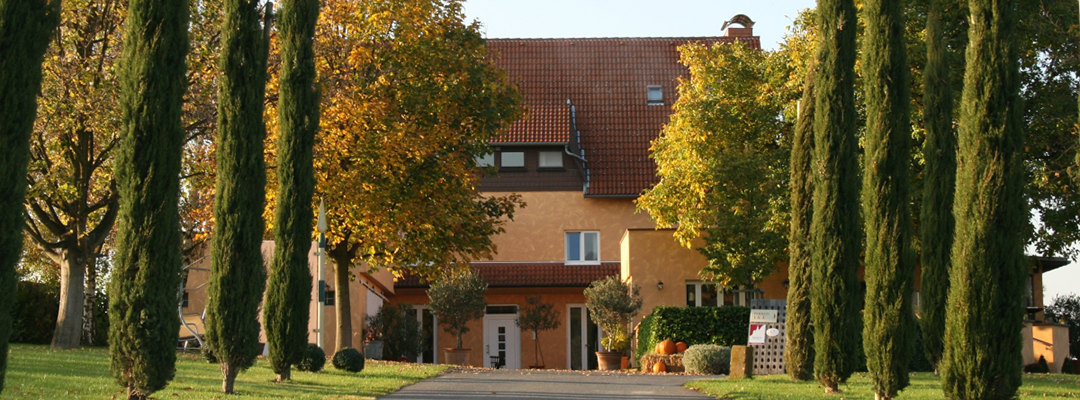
942, 0, 1025, 398
108, 0, 190, 398
810, 0, 861, 393
0, 0, 59, 391
919, 0, 956, 372
785, 64, 816, 382
264, 0, 319, 383
206, 0, 271, 394
861, 0, 916, 397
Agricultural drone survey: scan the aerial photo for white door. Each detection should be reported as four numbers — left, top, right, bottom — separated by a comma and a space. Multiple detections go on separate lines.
483, 314, 521, 369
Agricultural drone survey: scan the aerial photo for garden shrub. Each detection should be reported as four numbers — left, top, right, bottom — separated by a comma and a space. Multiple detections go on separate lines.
635, 306, 749, 362
368, 303, 423, 360
1061, 358, 1076, 374
296, 344, 326, 372
682, 344, 731, 375
10, 280, 59, 344
332, 347, 365, 372
1023, 355, 1051, 373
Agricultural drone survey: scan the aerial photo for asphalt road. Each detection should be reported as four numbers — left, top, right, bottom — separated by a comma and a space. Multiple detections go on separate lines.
378, 369, 720, 400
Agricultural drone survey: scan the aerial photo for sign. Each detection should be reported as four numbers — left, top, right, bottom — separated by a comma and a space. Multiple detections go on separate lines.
749, 309, 778, 323
748, 323, 767, 344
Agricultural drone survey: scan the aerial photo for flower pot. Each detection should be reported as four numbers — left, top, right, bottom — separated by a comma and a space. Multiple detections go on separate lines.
443, 348, 472, 366
364, 340, 383, 360
596, 351, 622, 371
621, 356, 629, 370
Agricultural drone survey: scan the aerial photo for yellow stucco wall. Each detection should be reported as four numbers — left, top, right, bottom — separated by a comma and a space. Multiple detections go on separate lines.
620, 229, 708, 326
1027, 322, 1072, 373
484, 191, 655, 262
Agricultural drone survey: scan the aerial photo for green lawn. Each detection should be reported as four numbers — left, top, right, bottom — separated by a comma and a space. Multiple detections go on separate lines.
687, 372, 1080, 399
1, 344, 451, 399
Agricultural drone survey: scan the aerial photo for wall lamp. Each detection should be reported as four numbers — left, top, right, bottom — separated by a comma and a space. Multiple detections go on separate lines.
657, 281, 664, 290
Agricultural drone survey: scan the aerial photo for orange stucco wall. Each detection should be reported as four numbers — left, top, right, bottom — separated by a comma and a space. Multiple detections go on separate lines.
620, 229, 708, 326
1026, 322, 1072, 373
484, 191, 655, 262
392, 287, 587, 369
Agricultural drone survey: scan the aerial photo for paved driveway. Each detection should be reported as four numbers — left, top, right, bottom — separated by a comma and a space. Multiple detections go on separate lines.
379, 369, 720, 400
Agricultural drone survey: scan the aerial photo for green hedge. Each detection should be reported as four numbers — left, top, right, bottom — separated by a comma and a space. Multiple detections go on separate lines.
636, 306, 750, 362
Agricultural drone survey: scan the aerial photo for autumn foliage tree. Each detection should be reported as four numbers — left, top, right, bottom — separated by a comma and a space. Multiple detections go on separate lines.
107, 0, 189, 398
638, 41, 793, 289
0, 0, 60, 390
267, 0, 523, 353
25, 0, 125, 349
205, 0, 271, 394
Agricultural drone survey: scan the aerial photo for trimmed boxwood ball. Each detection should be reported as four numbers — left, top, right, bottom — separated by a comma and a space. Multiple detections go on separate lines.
332, 347, 365, 373
683, 344, 731, 375
296, 344, 326, 372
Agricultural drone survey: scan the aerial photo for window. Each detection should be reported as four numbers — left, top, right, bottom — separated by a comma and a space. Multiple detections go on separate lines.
500, 152, 524, 168
475, 153, 494, 167
325, 290, 336, 306
539, 151, 563, 168
565, 231, 599, 264
686, 282, 720, 307
647, 85, 664, 105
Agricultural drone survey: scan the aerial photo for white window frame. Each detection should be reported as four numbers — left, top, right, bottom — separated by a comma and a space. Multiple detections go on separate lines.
500, 151, 525, 168
646, 85, 664, 105
539, 151, 563, 168
475, 153, 495, 167
565, 231, 600, 265
685, 281, 721, 307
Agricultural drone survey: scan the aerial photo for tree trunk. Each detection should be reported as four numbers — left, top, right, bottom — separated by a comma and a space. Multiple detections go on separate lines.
126, 386, 147, 400
82, 255, 98, 346
276, 366, 291, 382
332, 251, 352, 354
53, 249, 86, 349
221, 361, 238, 394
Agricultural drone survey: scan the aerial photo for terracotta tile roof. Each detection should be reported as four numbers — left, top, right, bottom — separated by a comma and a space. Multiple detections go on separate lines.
394, 262, 619, 288
487, 36, 760, 196
495, 104, 571, 144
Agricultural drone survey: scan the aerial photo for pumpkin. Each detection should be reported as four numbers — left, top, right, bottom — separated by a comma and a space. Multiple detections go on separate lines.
676, 341, 688, 353
653, 362, 667, 373
658, 339, 677, 355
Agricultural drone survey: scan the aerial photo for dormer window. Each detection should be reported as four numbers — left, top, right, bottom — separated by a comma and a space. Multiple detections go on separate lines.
500, 151, 525, 168
475, 153, 494, 167
647, 85, 664, 105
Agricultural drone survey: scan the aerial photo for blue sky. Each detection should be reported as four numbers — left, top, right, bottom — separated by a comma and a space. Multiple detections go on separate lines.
462, 0, 816, 50
463, 0, 1078, 303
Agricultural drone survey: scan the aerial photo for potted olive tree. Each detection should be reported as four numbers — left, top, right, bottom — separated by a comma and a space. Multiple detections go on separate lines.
428, 269, 488, 366
515, 295, 561, 369
584, 276, 642, 370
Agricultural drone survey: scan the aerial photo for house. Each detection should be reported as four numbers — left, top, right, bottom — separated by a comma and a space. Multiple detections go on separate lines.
181, 14, 1071, 372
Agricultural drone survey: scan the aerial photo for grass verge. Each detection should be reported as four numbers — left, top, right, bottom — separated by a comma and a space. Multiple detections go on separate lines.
686, 371, 1080, 399
1, 344, 451, 399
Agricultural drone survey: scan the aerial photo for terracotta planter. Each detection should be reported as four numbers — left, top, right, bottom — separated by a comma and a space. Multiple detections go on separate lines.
621, 356, 629, 370
596, 351, 622, 371
443, 348, 472, 366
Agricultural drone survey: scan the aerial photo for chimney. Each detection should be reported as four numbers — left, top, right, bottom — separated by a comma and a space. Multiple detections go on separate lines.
722, 14, 755, 38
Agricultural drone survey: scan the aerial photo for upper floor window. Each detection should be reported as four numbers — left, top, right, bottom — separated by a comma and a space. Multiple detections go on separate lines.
539, 151, 563, 168
686, 281, 719, 307
501, 151, 525, 168
647, 85, 664, 105
566, 231, 599, 264
475, 153, 495, 167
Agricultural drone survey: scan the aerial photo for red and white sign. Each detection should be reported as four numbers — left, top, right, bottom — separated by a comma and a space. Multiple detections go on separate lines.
748, 323, 767, 344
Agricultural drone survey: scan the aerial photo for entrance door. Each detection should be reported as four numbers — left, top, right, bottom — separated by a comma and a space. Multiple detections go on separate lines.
406, 305, 437, 364
567, 304, 600, 370
483, 312, 521, 369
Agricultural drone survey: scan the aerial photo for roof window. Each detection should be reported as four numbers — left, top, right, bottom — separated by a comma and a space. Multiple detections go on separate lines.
647, 85, 664, 105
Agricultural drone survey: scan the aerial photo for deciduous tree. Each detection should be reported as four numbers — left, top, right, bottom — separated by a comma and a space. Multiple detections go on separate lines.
264, 0, 319, 382
0, 0, 60, 390
277, 0, 523, 353
205, 0, 271, 394
941, 0, 1027, 398
638, 41, 793, 289
427, 269, 488, 350
810, 0, 861, 392
107, 0, 189, 398
25, 0, 124, 349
